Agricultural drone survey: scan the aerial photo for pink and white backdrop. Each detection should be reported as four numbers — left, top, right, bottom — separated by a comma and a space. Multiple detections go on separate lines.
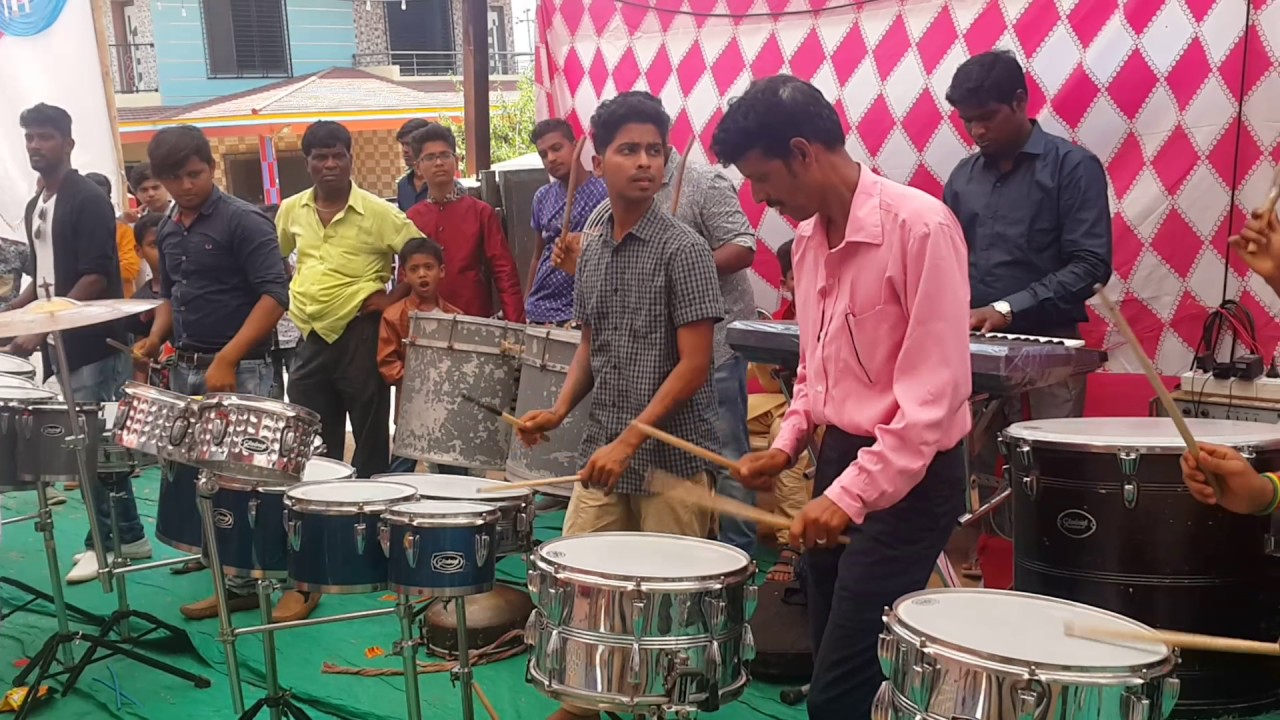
533, 0, 1280, 374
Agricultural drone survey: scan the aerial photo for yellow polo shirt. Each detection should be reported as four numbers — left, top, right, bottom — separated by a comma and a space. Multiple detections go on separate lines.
277, 182, 420, 343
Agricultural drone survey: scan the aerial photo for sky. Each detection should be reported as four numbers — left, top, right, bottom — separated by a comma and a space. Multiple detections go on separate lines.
510, 0, 537, 53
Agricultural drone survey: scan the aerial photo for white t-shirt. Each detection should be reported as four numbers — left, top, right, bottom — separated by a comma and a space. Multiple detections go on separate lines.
31, 193, 57, 298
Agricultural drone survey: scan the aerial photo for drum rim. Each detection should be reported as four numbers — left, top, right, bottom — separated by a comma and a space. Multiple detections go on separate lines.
198, 393, 321, 423
121, 380, 191, 404
0, 388, 57, 401
0, 374, 36, 386
209, 472, 296, 491
283, 479, 418, 508
887, 588, 1176, 676
533, 532, 755, 585
383, 500, 501, 526
407, 310, 514, 330
373, 472, 532, 501
0, 352, 36, 370
25, 402, 101, 412
1002, 417, 1280, 453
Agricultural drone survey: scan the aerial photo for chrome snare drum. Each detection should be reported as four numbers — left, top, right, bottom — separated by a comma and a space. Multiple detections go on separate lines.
505, 326, 591, 498
18, 402, 100, 485
394, 312, 522, 469
0, 387, 56, 491
526, 533, 757, 715
114, 381, 198, 461
381, 500, 500, 597
191, 394, 321, 481
283, 479, 417, 594
875, 589, 1179, 720
375, 473, 534, 557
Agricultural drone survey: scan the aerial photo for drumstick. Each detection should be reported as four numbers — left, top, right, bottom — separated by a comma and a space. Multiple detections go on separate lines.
649, 470, 849, 545
631, 421, 740, 473
476, 475, 579, 493
1261, 165, 1280, 221
552, 137, 588, 273
1092, 284, 1224, 497
1064, 620, 1280, 657
106, 337, 144, 360
460, 393, 548, 441
669, 137, 696, 214
472, 681, 500, 720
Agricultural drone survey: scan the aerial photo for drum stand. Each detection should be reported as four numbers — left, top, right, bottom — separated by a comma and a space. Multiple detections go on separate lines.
0, 507, 99, 625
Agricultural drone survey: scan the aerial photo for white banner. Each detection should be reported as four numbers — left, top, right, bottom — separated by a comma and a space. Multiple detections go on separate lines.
0, 0, 120, 242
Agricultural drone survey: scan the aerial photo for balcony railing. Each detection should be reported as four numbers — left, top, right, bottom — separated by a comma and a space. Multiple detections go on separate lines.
109, 43, 159, 94
354, 50, 534, 77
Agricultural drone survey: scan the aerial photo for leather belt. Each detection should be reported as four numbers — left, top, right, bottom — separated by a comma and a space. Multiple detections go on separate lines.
174, 350, 269, 369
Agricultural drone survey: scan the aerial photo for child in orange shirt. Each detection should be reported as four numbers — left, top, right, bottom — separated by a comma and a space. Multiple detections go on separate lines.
379, 237, 461, 474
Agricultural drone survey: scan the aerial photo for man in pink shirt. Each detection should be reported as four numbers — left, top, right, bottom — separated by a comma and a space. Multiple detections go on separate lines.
713, 75, 973, 718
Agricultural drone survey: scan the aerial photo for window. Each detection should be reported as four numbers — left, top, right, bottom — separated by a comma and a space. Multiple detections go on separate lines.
202, 0, 291, 78
387, 0, 455, 76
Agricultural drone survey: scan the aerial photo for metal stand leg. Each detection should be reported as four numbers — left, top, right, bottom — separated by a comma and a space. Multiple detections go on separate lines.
196, 471, 246, 714
235, 580, 312, 720
397, 595, 422, 720
452, 597, 475, 720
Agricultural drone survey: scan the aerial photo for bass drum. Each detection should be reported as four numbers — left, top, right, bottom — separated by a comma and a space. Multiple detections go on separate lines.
1005, 417, 1280, 717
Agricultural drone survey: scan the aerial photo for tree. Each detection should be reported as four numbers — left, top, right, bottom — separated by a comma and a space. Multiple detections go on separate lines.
434, 73, 537, 168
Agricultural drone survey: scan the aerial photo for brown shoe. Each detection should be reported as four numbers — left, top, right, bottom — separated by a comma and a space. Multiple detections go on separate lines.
181, 591, 258, 620
272, 590, 320, 623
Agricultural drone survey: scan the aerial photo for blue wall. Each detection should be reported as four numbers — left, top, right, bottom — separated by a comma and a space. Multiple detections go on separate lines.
151, 0, 357, 105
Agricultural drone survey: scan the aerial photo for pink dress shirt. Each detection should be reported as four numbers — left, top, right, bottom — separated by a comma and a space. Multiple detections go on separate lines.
771, 168, 973, 525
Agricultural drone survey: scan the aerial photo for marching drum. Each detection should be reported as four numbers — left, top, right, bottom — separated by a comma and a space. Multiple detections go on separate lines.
381, 500, 500, 597
17, 402, 99, 486
190, 394, 322, 481
114, 381, 198, 461
1005, 417, 1280, 715
374, 473, 534, 557
0, 353, 36, 382
208, 457, 356, 579
283, 479, 417, 594
155, 462, 203, 554
395, 312, 522, 469
874, 589, 1179, 720
525, 533, 757, 715
0, 387, 56, 491
505, 326, 591, 498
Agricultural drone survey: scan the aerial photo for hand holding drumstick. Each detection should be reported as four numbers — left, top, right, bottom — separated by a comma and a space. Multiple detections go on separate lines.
1181, 444, 1280, 515
1230, 166, 1280, 294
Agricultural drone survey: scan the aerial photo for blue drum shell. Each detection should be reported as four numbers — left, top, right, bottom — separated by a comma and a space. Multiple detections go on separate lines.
285, 507, 389, 594
385, 521, 498, 597
212, 485, 288, 579
156, 464, 203, 553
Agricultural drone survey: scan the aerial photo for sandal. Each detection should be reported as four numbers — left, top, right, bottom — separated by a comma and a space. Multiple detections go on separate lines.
170, 558, 207, 575
960, 560, 983, 579
767, 548, 800, 584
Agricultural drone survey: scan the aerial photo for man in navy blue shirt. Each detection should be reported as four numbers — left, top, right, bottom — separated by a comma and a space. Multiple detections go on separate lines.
395, 118, 431, 211
525, 118, 608, 326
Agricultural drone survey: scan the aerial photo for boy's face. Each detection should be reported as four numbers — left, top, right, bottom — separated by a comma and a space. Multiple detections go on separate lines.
137, 229, 160, 271
592, 122, 666, 204
536, 131, 575, 183
403, 252, 445, 299
416, 141, 457, 187
160, 155, 216, 211
782, 269, 794, 296
135, 178, 171, 213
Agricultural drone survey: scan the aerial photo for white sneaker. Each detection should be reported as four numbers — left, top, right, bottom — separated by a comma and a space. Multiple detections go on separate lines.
44, 486, 65, 506
66, 539, 153, 584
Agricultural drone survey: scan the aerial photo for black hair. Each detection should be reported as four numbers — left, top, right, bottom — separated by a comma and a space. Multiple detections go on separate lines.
590, 94, 670, 153
616, 90, 662, 108
301, 120, 352, 156
531, 118, 574, 146
776, 239, 794, 277
945, 50, 1028, 109
85, 172, 111, 196
147, 125, 215, 179
19, 103, 73, 139
133, 213, 164, 243
409, 123, 457, 158
400, 237, 445, 266
396, 118, 431, 142
711, 74, 845, 166
128, 162, 156, 192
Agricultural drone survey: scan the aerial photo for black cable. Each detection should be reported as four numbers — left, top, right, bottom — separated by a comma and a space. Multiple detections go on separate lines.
1220, 0, 1256, 301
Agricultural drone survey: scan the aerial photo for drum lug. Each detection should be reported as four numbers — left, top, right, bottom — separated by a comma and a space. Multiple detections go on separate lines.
170, 416, 189, 448
1116, 449, 1140, 476
742, 623, 756, 663
675, 594, 693, 629
627, 642, 643, 685
212, 414, 227, 446
744, 582, 758, 621
547, 628, 563, 672
405, 532, 420, 568
523, 608, 539, 646
996, 433, 1009, 459
702, 597, 725, 635
282, 427, 297, 454
1122, 692, 1152, 720
876, 632, 897, 678
20, 413, 31, 438
353, 522, 367, 555
525, 568, 540, 594
546, 585, 564, 623
378, 522, 390, 558
287, 519, 301, 552
905, 655, 937, 710
632, 598, 648, 639
1159, 676, 1181, 719
1123, 479, 1139, 510
703, 639, 722, 711
1020, 471, 1038, 500
1014, 440, 1032, 468
1240, 445, 1258, 462
1013, 676, 1048, 720
871, 682, 894, 720
247, 497, 259, 529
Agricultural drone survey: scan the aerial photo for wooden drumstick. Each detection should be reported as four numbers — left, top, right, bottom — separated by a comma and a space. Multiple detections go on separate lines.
1092, 284, 1224, 497
1261, 165, 1280, 221
460, 393, 548, 442
476, 475, 579, 493
472, 681, 500, 720
649, 470, 850, 545
631, 421, 741, 473
669, 137, 696, 215
1064, 621, 1280, 657
552, 137, 588, 273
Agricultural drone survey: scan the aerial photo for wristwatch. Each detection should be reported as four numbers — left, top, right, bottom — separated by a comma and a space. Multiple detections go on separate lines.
991, 301, 1013, 322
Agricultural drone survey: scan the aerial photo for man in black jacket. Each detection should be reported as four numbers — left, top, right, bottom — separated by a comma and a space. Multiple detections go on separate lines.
7, 103, 151, 583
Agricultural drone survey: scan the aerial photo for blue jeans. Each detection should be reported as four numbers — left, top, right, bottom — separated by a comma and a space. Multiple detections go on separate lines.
66, 354, 143, 550
712, 352, 754, 555
171, 358, 273, 595
388, 455, 418, 473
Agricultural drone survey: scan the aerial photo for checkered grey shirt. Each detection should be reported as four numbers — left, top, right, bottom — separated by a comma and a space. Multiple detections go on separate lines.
574, 201, 726, 495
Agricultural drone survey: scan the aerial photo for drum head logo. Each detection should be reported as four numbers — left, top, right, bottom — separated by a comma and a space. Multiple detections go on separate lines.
911, 598, 939, 606
40, 424, 64, 438
240, 437, 270, 454
213, 509, 234, 529
431, 552, 466, 573
1057, 509, 1097, 539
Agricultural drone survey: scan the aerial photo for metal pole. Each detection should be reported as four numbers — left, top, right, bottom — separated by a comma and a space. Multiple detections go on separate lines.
32, 479, 73, 666
232, 607, 395, 637
107, 482, 131, 641
257, 580, 283, 720
196, 471, 244, 713
455, 598, 475, 720
398, 596, 422, 720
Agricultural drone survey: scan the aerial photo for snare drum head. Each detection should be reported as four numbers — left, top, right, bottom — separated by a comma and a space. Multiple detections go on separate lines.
0, 353, 33, 375
286, 480, 415, 503
0, 375, 34, 388
1004, 417, 1280, 451
377, 473, 530, 500
538, 532, 750, 579
302, 458, 355, 482
893, 589, 1169, 669
392, 500, 495, 516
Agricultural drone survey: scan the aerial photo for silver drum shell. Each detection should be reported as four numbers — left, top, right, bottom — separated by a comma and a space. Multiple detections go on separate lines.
113, 381, 198, 461
189, 394, 321, 482
394, 313, 521, 469
372, 473, 534, 557
875, 592, 1180, 720
505, 326, 592, 498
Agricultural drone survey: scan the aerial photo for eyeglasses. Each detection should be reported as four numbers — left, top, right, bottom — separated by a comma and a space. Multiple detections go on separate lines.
419, 152, 455, 165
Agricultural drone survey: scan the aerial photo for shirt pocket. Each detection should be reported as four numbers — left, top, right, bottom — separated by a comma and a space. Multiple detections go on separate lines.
842, 303, 906, 386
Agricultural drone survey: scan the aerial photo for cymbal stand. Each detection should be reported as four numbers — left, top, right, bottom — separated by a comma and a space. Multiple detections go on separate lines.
0, 509, 99, 625
451, 597, 476, 720
235, 580, 311, 720
395, 595, 423, 720
195, 470, 247, 714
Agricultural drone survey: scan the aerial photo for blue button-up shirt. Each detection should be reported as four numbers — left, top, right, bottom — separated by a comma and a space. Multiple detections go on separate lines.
396, 170, 430, 212
157, 187, 290, 354
943, 122, 1112, 335
525, 176, 608, 325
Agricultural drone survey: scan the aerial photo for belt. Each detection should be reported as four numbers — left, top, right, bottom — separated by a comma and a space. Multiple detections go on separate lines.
174, 350, 269, 368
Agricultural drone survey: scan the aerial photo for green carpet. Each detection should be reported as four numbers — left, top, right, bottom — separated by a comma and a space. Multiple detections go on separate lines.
0, 469, 807, 719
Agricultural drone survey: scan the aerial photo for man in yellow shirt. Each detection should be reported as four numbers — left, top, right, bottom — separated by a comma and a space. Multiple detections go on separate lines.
86, 172, 141, 298
276, 121, 420, 477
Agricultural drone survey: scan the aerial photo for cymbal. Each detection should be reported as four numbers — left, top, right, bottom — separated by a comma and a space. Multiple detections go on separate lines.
0, 297, 162, 336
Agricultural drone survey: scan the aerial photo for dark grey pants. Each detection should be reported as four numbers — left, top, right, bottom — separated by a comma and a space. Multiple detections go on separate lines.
289, 313, 390, 478
805, 427, 964, 719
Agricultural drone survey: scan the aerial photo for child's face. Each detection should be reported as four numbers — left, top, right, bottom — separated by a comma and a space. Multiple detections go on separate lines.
137, 229, 160, 272
782, 270, 794, 296
404, 253, 445, 299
